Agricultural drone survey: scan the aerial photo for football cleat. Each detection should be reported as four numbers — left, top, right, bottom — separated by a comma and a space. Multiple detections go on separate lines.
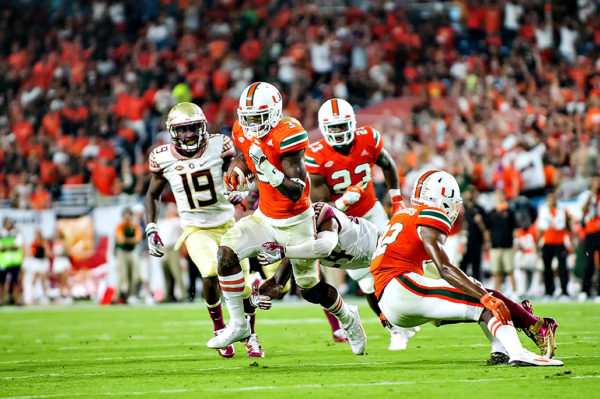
214, 331, 235, 358
332, 328, 349, 343
342, 305, 367, 355
388, 325, 420, 351
520, 300, 558, 358
244, 334, 265, 358
486, 352, 510, 365
509, 350, 563, 367
207, 322, 251, 349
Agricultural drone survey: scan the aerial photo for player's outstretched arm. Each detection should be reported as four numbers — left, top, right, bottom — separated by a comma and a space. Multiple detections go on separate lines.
258, 258, 294, 300
258, 218, 339, 264
309, 173, 331, 202
420, 225, 489, 299
144, 173, 168, 257
420, 225, 511, 323
376, 148, 403, 211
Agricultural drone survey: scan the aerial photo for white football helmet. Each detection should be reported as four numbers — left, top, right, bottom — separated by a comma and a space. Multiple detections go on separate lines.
318, 98, 356, 146
237, 82, 283, 139
411, 170, 463, 225
166, 102, 207, 153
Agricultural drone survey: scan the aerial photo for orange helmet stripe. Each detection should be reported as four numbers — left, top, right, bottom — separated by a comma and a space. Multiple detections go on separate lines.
246, 82, 260, 107
331, 99, 339, 116
415, 170, 438, 198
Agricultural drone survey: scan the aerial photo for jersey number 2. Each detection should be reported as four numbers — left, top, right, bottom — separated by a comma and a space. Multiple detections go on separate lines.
374, 222, 403, 257
331, 163, 370, 194
180, 170, 217, 209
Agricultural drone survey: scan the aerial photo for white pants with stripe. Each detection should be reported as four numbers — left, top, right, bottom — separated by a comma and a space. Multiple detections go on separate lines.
378, 272, 484, 328
221, 207, 319, 289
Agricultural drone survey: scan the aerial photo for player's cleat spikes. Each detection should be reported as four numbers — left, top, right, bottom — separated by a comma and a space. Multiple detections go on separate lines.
332, 328, 349, 343
486, 352, 510, 365
509, 350, 563, 367
244, 333, 265, 358
207, 323, 251, 349
342, 305, 366, 355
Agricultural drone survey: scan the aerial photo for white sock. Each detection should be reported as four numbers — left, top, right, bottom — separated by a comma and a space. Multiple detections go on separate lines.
218, 272, 246, 328
487, 317, 523, 356
325, 294, 352, 325
479, 321, 507, 354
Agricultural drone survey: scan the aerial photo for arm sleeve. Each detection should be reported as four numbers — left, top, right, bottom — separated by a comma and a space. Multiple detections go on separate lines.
148, 150, 162, 174
372, 128, 384, 160
284, 230, 338, 259
304, 151, 321, 174
279, 122, 309, 153
416, 208, 452, 236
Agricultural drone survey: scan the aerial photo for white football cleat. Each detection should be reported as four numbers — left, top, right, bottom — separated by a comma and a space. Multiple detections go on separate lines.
342, 305, 366, 355
388, 325, 420, 351
207, 322, 251, 349
509, 350, 564, 367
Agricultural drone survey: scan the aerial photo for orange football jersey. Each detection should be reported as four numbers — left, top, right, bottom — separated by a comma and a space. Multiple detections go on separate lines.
370, 205, 453, 298
305, 126, 384, 217
232, 119, 310, 219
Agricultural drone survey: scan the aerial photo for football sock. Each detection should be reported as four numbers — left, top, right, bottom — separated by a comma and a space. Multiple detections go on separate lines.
488, 289, 539, 329
207, 300, 226, 331
479, 321, 507, 354
325, 294, 352, 326
487, 317, 524, 356
218, 271, 247, 328
246, 313, 256, 334
324, 309, 342, 332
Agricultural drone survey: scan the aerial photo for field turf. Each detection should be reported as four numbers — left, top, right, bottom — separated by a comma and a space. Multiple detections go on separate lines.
1, 301, 599, 399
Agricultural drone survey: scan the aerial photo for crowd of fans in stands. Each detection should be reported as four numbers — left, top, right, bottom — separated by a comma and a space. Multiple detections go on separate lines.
0, 0, 599, 209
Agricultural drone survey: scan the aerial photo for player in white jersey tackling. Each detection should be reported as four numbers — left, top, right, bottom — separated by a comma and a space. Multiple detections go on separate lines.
144, 102, 264, 358
257, 202, 418, 349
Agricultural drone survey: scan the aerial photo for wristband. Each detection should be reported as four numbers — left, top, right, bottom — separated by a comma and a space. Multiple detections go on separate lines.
145, 222, 157, 234
389, 188, 402, 199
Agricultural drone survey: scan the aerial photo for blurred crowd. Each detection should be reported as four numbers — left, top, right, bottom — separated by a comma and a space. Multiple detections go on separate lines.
0, 0, 599, 208
1, 0, 600, 304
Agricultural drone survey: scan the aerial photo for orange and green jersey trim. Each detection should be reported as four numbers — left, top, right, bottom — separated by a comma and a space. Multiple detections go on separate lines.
395, 275, 483, 307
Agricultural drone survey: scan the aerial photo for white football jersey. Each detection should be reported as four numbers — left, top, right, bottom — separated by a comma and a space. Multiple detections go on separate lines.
149, 134, 234, 228
314, 203, 379, 270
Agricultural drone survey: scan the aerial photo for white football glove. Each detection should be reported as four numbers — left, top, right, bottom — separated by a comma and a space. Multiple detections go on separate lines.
250, 285, 272, 310
258, 242, 285, 266
248, 143, 267, 169
145, 223, 164, 257
248, 141, 284, 187
334, 184, 363, 211
225, 191, 248, 206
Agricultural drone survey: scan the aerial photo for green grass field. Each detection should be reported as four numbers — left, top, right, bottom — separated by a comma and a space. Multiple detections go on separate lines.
1, 301, 599, 399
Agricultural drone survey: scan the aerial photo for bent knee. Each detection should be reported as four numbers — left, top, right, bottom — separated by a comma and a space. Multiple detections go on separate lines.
295, 276, 319, 290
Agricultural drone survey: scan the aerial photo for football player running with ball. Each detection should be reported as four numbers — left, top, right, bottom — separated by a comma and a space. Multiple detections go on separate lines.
371, 170, 563, 366
144, 103, 264, 358
305, 98, 416, 350
207, 82, 367, 355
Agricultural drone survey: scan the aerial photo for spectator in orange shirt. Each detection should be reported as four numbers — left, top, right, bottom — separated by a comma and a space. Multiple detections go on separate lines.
91, 157, 117, 196
30, 182, 51, 210
537, 192, 570, 298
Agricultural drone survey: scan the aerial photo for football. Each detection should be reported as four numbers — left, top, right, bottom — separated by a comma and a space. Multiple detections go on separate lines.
226, 153, 254, 190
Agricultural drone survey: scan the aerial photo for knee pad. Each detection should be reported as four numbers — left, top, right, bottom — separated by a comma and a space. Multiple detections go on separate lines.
295, 275, 319, 290
300, 281, 327, 304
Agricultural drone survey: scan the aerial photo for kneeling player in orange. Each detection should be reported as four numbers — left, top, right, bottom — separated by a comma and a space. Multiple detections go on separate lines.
371, 170, 563, 366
